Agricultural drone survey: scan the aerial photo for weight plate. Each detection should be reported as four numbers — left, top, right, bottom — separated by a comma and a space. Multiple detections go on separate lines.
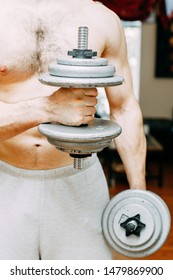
39, 73, 124, 88
107, 198, 162, 253
38, 118, 122, 154
48, 63, 115, 78
57, 56, 108, 66
102, 190, 171, 258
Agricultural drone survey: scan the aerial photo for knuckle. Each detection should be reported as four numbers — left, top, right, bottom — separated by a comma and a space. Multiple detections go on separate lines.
92, 107, 96, 114
93, 98, 98, 106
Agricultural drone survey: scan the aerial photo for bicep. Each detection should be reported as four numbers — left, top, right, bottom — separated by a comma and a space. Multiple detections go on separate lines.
105, 60, 134, 113
101, 16, 134, 111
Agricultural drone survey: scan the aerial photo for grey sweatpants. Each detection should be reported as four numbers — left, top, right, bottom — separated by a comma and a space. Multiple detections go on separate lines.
0, 155, 112, 260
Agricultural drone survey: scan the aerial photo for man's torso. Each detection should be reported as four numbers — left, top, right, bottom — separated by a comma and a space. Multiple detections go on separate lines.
0, 0, 108, 169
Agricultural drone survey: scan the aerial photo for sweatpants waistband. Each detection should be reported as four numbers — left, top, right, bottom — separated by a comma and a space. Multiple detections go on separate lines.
0, 154, 97, 180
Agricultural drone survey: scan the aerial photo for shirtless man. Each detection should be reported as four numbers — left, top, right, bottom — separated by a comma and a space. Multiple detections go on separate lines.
0, 0, 146, 260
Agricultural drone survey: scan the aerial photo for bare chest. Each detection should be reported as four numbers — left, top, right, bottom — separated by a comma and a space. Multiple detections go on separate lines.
0, 5, 104, 84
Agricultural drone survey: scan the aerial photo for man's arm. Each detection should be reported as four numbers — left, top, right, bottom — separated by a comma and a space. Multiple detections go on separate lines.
0, 97, 45, 141
0, 88, 97, 141
102, 12, 146, 190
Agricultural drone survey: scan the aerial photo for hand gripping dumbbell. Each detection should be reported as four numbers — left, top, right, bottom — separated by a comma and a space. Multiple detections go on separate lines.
102, 189, 171, 258
38, 26, 123, 169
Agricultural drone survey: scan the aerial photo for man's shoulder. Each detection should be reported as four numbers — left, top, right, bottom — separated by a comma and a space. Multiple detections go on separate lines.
89, 1, 121, 29
87, 1, 122, 40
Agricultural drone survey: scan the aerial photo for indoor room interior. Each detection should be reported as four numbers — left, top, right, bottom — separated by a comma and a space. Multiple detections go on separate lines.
97, 0, 173, 260
1, 0, 173, 263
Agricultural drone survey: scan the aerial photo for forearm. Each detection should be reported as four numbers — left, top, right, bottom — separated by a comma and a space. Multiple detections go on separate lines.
0, 87, 97, 141
0, 97, 46, 141
111, 99, 147, 190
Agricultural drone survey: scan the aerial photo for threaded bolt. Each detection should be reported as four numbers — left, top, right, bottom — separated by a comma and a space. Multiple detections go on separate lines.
78, 26, 88, 50
68, 26, 96, 58
73, 157, 85, 169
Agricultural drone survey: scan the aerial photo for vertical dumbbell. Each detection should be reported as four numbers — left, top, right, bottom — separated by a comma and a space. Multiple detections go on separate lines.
38, 26, 124, 169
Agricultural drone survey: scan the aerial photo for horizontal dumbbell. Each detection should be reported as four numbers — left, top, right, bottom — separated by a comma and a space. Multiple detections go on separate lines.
102, 189, 171, 258
38, 26, 123, 169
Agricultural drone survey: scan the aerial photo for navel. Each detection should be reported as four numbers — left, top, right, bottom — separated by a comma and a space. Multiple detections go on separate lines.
34, 144, 41, 147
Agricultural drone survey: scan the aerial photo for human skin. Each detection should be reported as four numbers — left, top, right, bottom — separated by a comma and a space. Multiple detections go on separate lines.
0, 0, 146, 189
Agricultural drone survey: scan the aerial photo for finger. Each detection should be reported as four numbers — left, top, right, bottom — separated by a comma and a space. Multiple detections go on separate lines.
82, 115, 95, 124
82, 88, 98, 97
83, 96, 98, 107
84, 106, 96, 116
